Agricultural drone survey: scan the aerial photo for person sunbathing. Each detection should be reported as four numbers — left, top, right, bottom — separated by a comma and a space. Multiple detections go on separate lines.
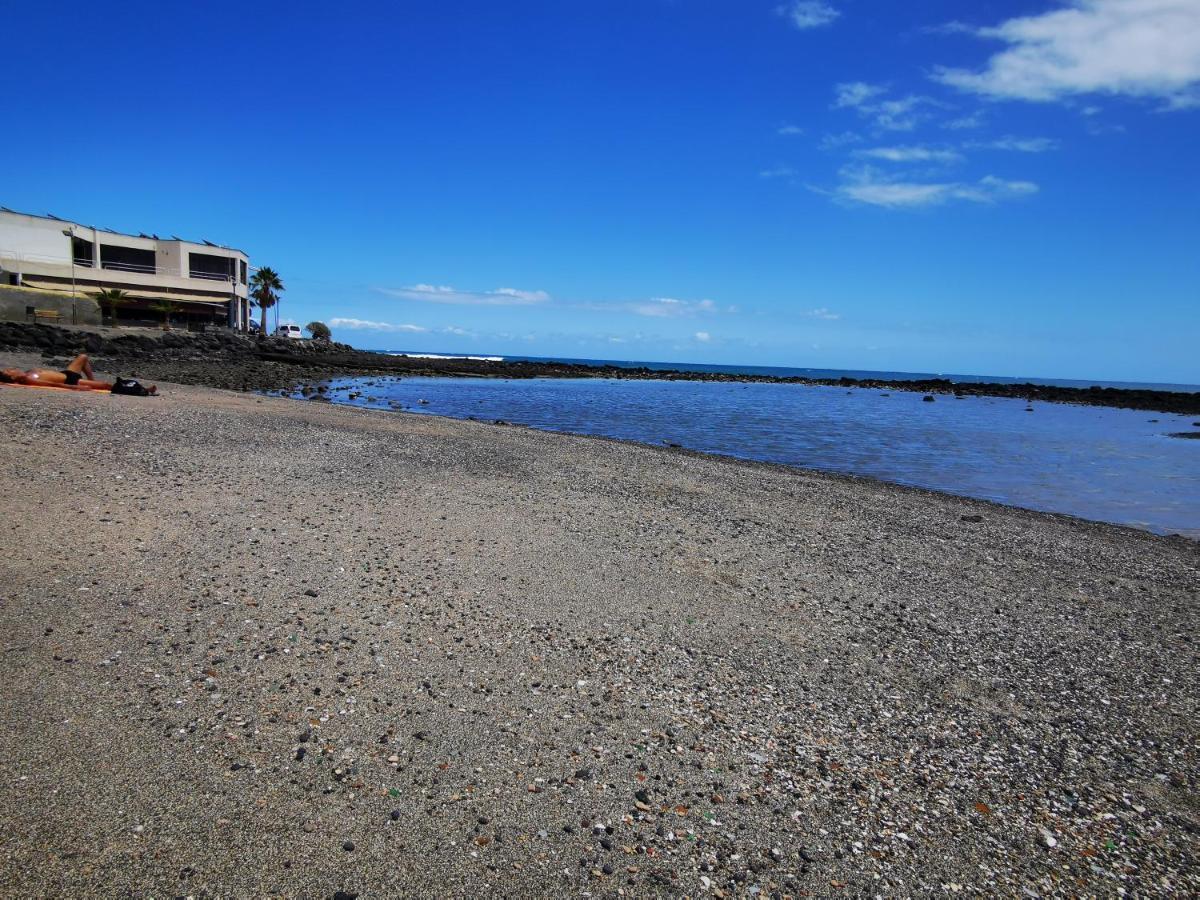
0, 353, 156, 393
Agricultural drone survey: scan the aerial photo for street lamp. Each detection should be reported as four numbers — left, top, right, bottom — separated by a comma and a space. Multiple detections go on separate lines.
61, 228, 77, 324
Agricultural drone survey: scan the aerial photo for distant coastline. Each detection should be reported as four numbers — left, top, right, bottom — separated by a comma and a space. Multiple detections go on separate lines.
385, 350, 1200, 395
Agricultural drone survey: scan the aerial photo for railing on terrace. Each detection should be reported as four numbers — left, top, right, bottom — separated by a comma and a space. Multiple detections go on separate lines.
0, 249, 235, 285
101, 260, 158, 275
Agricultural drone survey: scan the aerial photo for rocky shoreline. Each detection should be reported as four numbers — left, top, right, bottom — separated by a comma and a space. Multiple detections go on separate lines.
2, 320, 1198, 415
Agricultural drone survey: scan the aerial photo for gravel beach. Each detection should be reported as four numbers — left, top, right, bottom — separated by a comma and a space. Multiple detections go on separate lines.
1, 368, 1197, 898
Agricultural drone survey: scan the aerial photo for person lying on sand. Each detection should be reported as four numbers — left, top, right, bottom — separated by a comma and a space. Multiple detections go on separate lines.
0, 353, 156, 394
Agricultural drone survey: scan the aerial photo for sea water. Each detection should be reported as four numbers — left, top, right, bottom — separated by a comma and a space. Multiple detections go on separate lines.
315, 375, 1200, 538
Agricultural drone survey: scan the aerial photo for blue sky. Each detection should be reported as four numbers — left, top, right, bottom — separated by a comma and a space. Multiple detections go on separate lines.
2, 0, 1198, 382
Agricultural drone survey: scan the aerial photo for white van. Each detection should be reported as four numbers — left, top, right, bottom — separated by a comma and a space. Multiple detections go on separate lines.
275, 324, 304, 340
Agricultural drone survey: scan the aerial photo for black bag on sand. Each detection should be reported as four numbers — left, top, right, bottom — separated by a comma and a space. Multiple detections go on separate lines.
110, 377, 151, 397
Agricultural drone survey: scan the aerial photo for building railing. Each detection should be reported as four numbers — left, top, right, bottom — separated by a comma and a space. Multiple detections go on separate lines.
101, 260, 158, 275
1, 249, 240, 286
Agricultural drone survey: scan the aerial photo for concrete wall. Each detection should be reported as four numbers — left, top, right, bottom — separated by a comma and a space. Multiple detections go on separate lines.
0, 212, 72, 267
158, 241, 185, 277
0, 285, 102, 326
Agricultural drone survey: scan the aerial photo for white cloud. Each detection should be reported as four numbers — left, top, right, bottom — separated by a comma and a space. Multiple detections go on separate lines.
921, 21, 976, 37
819, 130, 863, 150
1163, 91, 1200, 109
827, 165, 1039, 208
870, 97, 930, 131
805, 307, 841, 320
440, 325, 475, 337
972, 174, 1041, 199
834, 82, 887, 109
377, 284, 551, 306
932, 0, 1200, 108
778, 1, 840, 30
494, 287, 551, 303
329, 318, 428, 333
833, 82, 933, 131
942, 111, 987, 130
694, 331, 712, 342
840, 181, 948, 208
777, 124, 805, 135
573, 296, 729, 318
857, 145, 963, 163
966, 135, 1060, 152
759, 165, 798, 179
632, 297, 718, 318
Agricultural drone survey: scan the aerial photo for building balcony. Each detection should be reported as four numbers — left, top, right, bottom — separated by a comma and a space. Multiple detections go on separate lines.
1, 251, 248, 299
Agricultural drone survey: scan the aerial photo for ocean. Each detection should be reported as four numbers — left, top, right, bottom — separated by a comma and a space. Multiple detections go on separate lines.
309, 357, 1200, 539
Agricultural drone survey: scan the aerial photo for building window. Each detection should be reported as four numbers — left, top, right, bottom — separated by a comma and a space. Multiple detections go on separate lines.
100, 244, 156, 274
189, 252, 233, 282
72, 236, 94, 267
239, 259, 247, 285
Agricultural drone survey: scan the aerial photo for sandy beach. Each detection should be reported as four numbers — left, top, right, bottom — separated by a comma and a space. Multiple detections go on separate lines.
1, 371, 1197, 897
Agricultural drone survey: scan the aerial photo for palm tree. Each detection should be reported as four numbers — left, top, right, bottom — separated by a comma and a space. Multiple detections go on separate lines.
149, 298, 180, 330
91, 288, 132, 327
250, 267, 284, 335
253, 290, 275, 334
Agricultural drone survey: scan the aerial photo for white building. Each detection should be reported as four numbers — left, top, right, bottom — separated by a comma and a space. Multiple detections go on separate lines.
0, 208, 252, 329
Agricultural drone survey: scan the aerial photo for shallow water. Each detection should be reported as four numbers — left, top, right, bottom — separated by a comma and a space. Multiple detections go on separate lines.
315, 376, 1200, 538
